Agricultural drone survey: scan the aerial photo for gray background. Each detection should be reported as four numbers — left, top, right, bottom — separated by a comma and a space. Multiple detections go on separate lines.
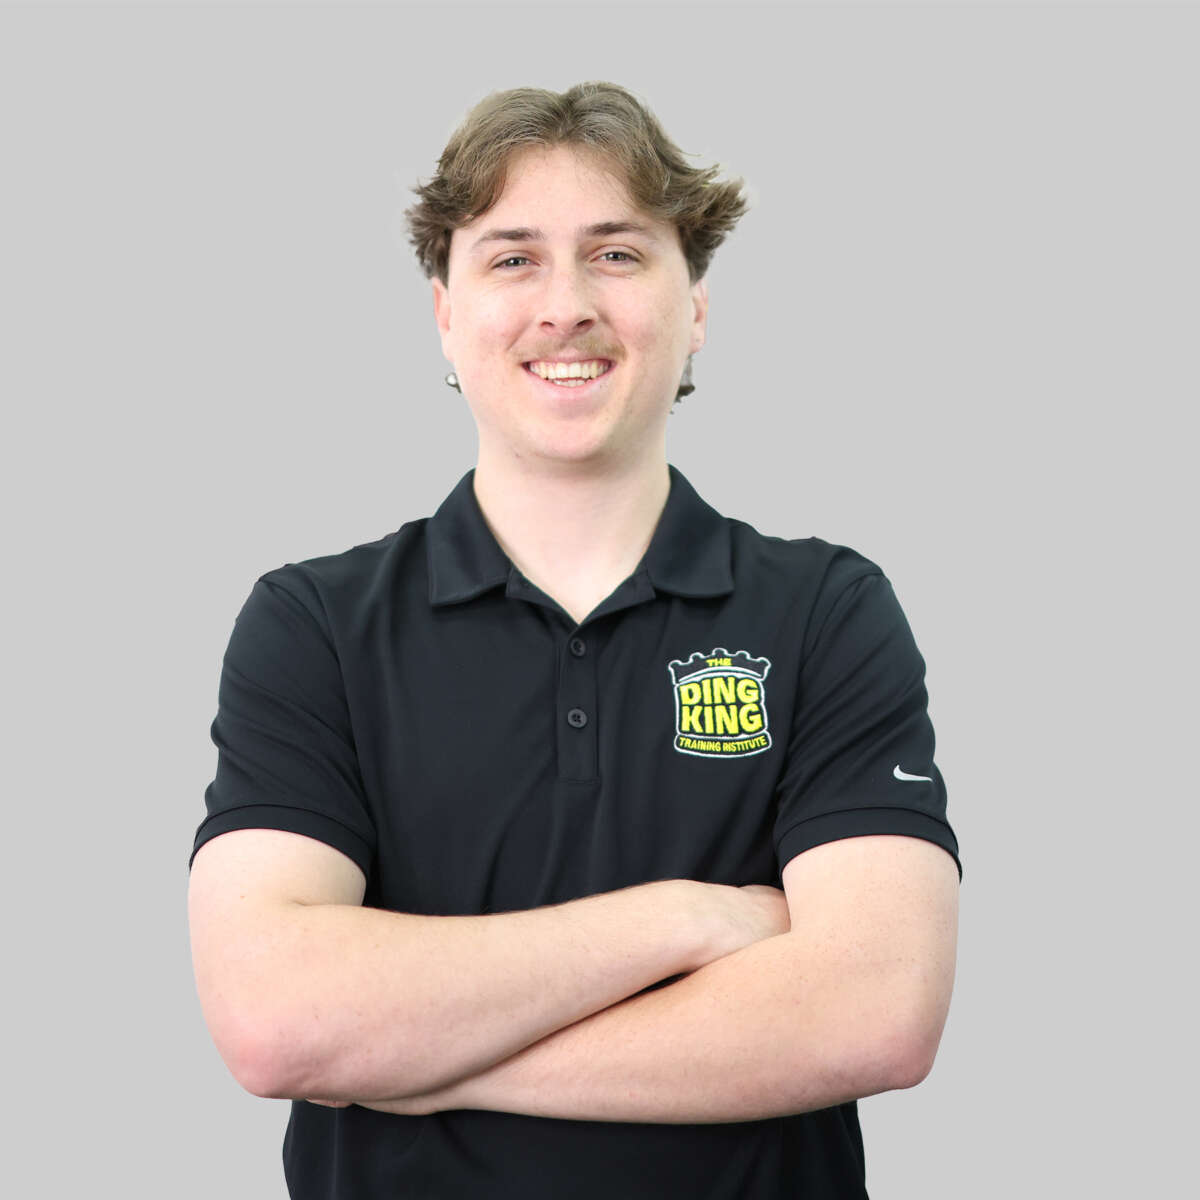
3, 1, 1195, 1195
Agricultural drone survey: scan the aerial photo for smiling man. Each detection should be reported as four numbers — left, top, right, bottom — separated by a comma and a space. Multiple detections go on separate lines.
188, 82, 961, 1199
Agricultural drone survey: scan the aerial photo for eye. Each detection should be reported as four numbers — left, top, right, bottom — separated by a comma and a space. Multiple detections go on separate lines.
492, 250, 636, 270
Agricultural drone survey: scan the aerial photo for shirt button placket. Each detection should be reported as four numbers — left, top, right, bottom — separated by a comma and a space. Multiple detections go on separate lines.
558, 632, 598, 780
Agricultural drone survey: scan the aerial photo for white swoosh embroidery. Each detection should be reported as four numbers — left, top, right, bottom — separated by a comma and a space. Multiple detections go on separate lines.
893, 765, 933, 782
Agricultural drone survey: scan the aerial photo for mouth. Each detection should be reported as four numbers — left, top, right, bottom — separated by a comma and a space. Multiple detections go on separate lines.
523, 359, 615, 391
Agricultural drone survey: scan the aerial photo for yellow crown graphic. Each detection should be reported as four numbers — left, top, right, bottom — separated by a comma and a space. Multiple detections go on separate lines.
668, 647, 773, 759
667, 648, 771, 687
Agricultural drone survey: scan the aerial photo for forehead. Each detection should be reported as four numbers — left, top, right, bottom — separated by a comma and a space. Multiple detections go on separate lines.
491, 144, 634, 207
457, 144, 673, 249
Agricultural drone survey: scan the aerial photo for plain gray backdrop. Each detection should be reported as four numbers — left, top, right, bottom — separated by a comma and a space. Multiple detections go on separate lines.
3, 1, 1194, 1195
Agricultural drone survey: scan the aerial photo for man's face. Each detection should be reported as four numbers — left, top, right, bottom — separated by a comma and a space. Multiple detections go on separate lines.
432, 144, 708, 472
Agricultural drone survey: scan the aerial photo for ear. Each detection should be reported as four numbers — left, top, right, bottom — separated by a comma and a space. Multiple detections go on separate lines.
432, 277, 454, 363
689, 276, 709, 355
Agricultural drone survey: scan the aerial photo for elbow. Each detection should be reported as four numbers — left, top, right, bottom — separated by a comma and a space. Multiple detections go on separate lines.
226, 1016, 433, 1103
881, 1009, 949, 1091
230, 1027, 301, 1100
203, 1000, 310, 1099
884, 972, 955, 1091
835, 997, 947, 1097
886, 1034, 940, 1091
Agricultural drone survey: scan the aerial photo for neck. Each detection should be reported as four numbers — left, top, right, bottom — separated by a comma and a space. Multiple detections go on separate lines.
472, 450, 671, 626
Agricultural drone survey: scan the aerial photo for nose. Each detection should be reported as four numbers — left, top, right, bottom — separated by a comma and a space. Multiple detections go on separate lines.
536, 262, 597, 336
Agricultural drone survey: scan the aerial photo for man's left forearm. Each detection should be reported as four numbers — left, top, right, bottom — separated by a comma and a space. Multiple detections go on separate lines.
341, 926, 927, 1125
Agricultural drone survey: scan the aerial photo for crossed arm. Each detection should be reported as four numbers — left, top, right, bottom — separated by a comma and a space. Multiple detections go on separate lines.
308, 834, 960, 1124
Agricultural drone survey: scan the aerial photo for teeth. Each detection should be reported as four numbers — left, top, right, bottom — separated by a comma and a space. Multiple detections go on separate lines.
527, 360, 611, 381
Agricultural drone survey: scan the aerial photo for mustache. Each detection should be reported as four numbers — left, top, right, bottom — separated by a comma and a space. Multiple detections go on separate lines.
521, 350, 615, 362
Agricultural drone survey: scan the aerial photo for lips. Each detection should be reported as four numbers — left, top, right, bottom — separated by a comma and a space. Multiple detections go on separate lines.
523, 361, 615, 389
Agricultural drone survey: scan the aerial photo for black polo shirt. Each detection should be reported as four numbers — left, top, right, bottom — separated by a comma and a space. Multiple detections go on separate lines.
191, 465, 961, 1200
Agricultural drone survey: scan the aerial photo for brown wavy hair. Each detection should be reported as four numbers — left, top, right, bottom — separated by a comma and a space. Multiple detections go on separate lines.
404, 81, 750, 287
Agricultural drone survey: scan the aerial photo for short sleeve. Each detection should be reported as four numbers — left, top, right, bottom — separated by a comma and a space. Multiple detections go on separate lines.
773, 567, 961, 881
189, 571, 376, 876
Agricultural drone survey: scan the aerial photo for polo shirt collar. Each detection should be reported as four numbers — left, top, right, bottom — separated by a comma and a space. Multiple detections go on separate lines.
426, 471, 512, 605
642, 466, 734, 598
426, 465, 733, 607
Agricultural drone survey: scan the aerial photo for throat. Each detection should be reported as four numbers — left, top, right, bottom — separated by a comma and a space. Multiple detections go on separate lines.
471, 456, 672, 625
517, 567, 631, 627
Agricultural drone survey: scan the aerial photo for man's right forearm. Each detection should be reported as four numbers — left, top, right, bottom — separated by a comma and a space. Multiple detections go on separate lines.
238, 881, 713, 1103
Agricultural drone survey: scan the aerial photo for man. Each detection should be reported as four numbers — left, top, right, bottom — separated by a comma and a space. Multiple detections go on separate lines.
188, 81, 961, 1199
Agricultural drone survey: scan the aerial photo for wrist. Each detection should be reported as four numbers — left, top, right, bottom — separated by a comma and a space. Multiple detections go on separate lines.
662, 878, 721, 975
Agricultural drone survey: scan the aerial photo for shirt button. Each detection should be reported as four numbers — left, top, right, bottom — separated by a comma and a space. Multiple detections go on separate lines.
566, 708, 588, 729
569, 637, 587, 658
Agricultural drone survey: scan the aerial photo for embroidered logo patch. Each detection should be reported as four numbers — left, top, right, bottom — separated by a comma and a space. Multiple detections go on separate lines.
668, 648, 772, 758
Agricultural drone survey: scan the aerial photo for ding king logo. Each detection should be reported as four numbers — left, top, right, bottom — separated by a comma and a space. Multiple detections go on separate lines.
668, 647, 772, 758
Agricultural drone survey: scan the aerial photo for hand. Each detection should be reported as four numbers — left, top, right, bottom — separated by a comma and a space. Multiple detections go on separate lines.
306, 1078, 473, 1116
355, 1094, 448, 1116
692, 881, 791, 967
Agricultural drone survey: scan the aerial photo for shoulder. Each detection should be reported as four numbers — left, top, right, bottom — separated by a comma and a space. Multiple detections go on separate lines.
239, 518, 431, 641
250, 516, 429, 619
726, 516, 894, 635
728, 515, 882, 587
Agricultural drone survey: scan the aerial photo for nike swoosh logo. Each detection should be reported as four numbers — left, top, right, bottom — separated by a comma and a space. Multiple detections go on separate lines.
893, 765, 933, 782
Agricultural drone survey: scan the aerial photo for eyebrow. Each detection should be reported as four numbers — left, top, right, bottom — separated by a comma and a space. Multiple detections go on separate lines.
469, 221, 660, 255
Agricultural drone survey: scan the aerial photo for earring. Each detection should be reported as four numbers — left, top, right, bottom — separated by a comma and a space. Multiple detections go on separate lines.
444, 370, 461, 393
676, 356, 695, 400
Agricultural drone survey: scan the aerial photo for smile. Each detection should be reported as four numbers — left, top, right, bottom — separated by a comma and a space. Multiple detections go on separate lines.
524, 360, 613, 388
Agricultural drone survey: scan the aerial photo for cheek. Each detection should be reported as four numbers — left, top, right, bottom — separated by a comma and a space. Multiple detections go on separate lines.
628, 308, 691, 365
464, 299, 525, 358
446, 284, 513, 346
472, 287, 511, 321
623, 283, 693, 342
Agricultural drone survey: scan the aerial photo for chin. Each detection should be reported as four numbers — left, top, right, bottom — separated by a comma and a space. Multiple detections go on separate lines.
483, 402, 668, 471
525, 438, 620, 469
